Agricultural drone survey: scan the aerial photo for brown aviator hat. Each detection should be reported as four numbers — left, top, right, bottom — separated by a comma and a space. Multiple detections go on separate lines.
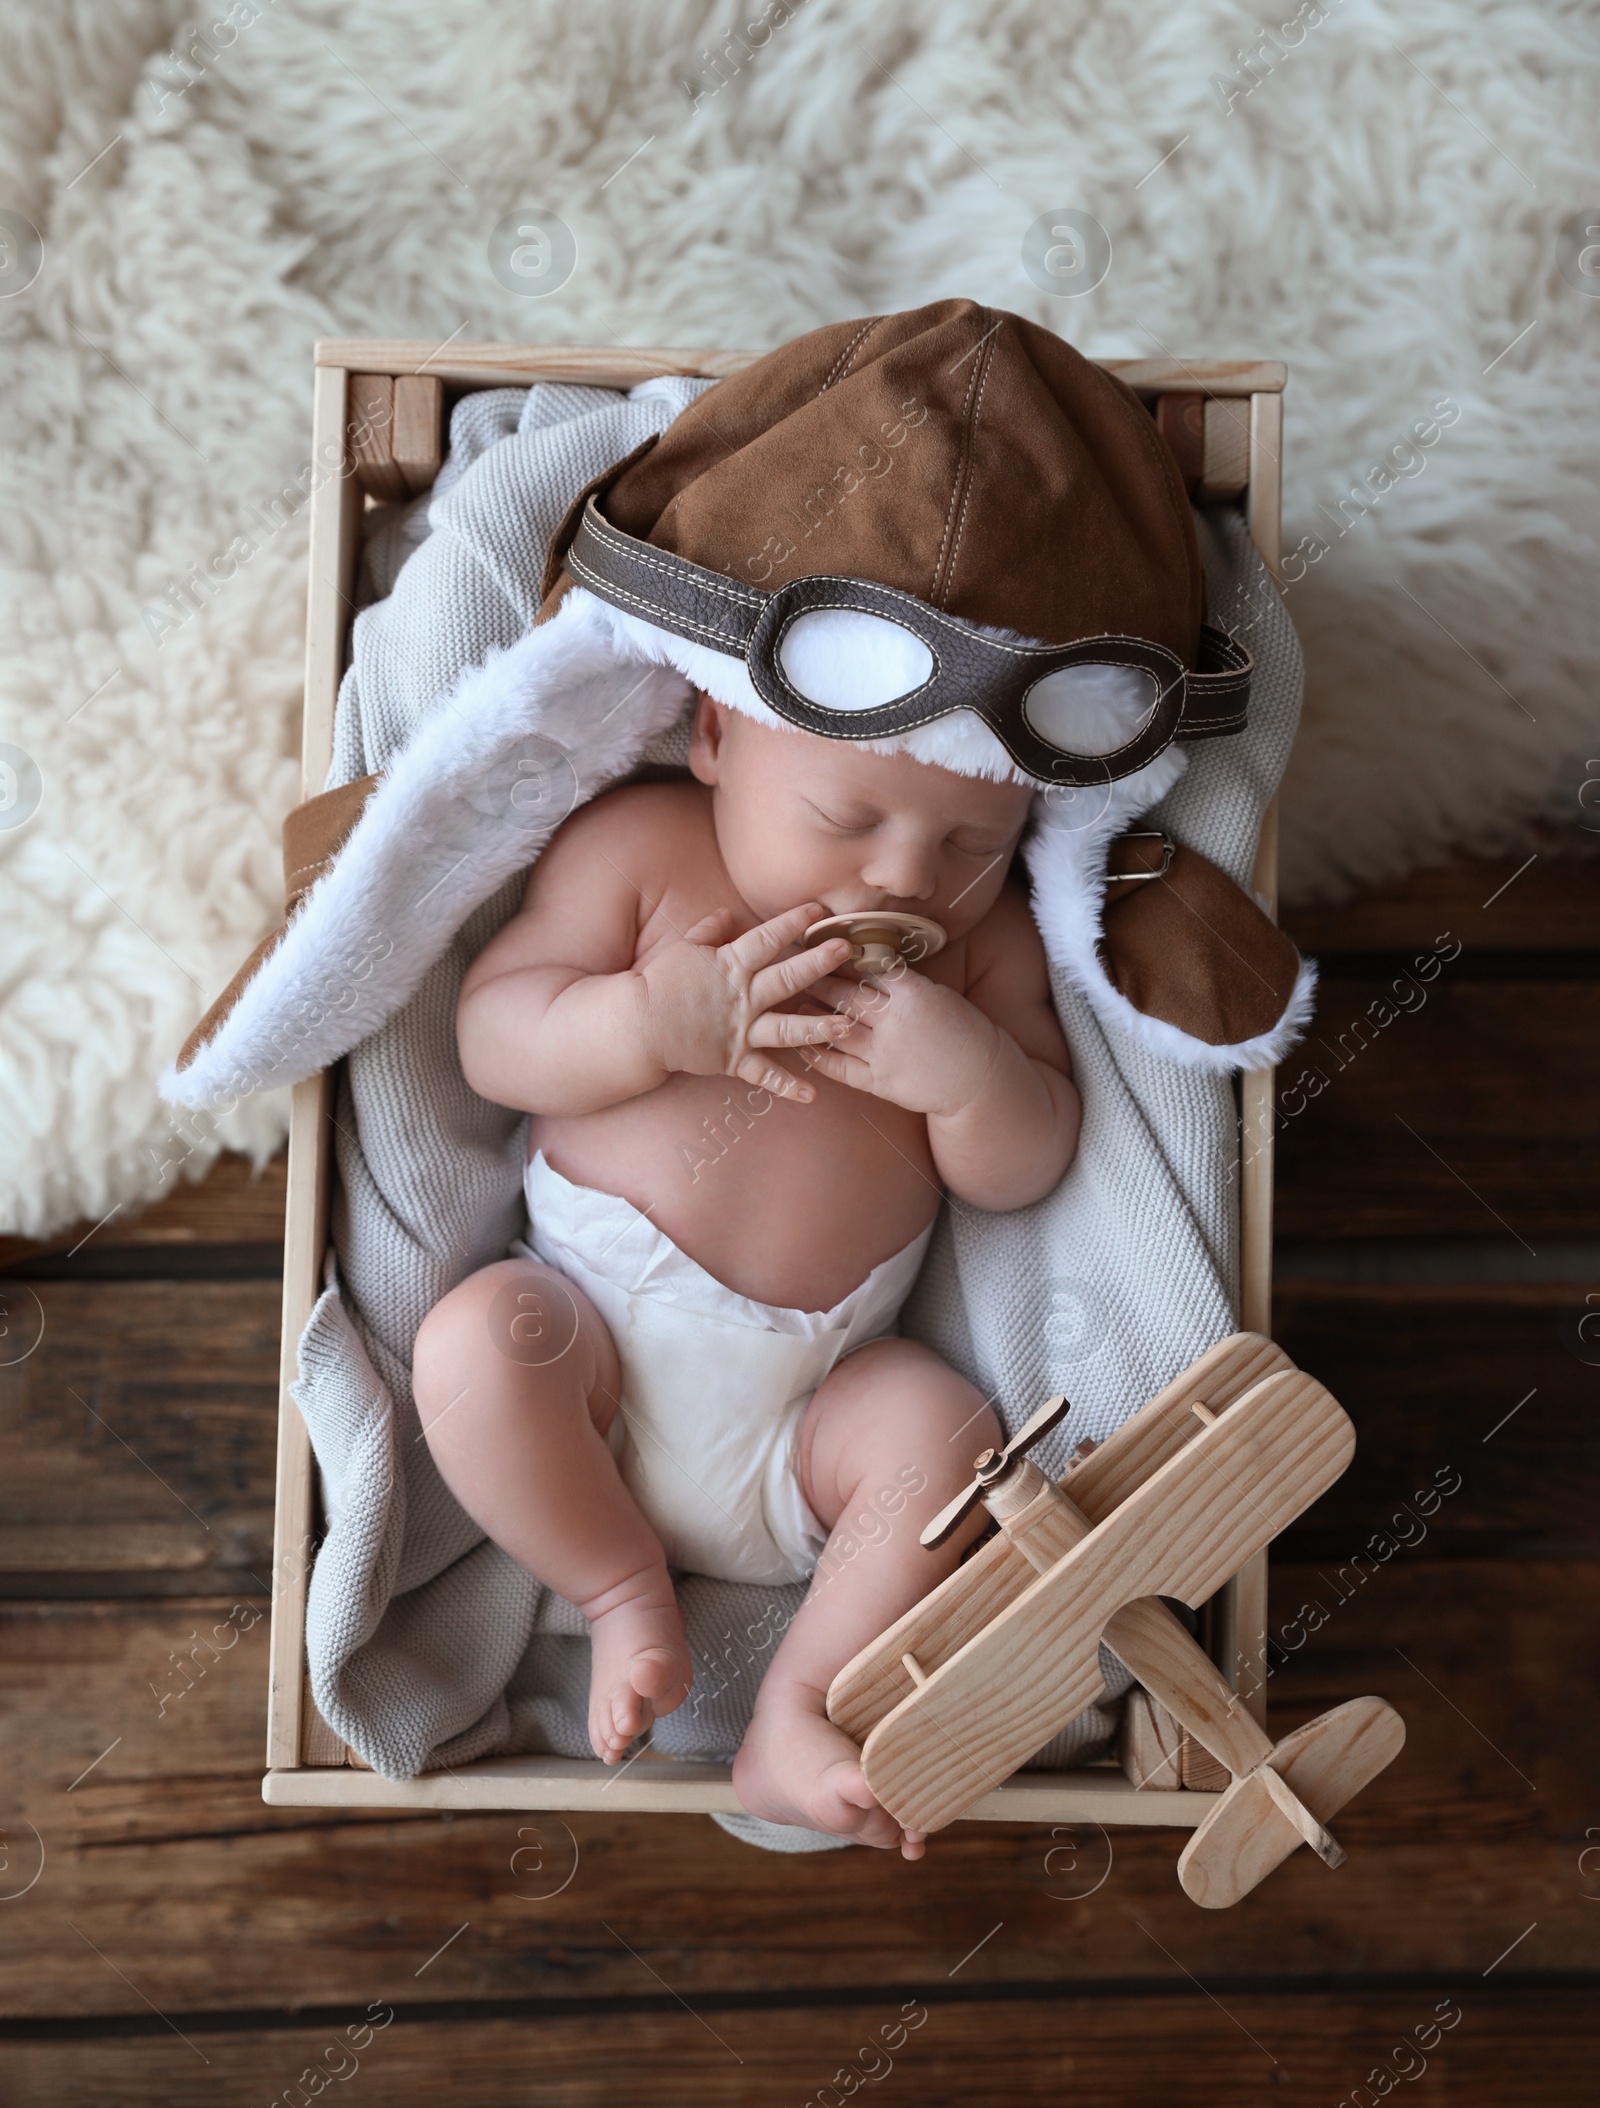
540, 297, 1251, 788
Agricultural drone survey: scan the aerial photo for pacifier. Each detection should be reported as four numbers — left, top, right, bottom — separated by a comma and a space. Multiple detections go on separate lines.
804, 911, 947, 974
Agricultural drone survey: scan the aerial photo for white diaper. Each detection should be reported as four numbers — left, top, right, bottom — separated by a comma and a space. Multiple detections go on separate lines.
517, 1151, 934, 1587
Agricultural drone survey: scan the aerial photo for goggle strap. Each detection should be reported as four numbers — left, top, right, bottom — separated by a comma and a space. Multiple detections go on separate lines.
567, 495, 1253, 758
567, 498, 761, 656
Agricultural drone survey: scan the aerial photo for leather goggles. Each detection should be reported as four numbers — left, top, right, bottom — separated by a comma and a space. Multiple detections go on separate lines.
566, 494, 1252, 787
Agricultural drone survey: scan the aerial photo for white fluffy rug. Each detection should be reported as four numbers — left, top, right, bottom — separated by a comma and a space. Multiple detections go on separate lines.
2, 0, 1596, 1236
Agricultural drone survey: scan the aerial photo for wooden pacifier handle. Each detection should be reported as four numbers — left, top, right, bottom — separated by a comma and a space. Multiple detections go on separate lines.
804, 911, 947, 975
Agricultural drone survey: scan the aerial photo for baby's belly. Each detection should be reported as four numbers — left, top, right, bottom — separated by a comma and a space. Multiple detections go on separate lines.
531, 1072, 940, 1310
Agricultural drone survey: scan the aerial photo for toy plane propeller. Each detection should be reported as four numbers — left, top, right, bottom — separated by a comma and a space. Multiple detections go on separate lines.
920, 1392, 1071, 1548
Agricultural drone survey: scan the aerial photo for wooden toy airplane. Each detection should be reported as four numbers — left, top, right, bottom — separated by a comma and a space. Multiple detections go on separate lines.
826, 1333, 1405, 1907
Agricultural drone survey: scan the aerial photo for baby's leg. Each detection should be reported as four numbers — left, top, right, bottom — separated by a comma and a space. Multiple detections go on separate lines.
413, 1257, 691, 1762
731, 1339, 1000, 1855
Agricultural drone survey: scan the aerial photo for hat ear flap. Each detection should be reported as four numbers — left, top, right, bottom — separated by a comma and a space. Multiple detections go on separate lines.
171, 773, 381, 1077
1097, 838, 1308, 1051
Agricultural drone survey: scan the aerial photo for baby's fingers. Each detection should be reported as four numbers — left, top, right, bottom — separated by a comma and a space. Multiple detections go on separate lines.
723, 902, 826, 976
747, 1010, 856, 1050
732, 1052, 816, 1103
683, 907, 738, 946
748, 935, 854, 1014
795, 1046, 873, 1091
808, 973, 885, 1022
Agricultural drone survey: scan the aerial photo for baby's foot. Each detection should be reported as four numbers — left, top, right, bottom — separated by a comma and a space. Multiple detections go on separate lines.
732, 1682, 928, 1859
583, 1568, 693, 1763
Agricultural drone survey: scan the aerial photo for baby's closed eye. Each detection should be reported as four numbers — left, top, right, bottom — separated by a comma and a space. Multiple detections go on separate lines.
949, 831, 1015, 859
803, 796, 881, 836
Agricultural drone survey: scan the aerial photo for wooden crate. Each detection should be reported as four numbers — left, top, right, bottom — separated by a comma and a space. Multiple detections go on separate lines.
262, 340, 1287, 1821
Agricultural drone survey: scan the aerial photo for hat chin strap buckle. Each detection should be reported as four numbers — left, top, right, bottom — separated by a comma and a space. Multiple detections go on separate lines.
1102, 830, 1175, 885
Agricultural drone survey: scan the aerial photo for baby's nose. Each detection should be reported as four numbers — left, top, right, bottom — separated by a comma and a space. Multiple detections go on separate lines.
859, 844, 939, 901
864, 855, 940, 898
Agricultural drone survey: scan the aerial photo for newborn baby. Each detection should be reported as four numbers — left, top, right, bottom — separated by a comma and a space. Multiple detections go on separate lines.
414, 690, 1081, 1855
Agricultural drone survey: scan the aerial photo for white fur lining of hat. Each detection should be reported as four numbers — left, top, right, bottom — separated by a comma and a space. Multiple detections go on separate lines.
160, 583, 1297, 1112
160, 590, 691, 1112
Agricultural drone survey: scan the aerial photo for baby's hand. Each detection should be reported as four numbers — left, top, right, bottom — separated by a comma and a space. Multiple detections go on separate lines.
800, 964, 1002, 1117
637, 903, 856, 1103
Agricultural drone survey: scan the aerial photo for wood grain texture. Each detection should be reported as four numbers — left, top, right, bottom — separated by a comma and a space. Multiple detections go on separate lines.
1238, 801, 1281, 1344
1230, 1536, 1271, 1734
1121, 1685, 1186, 1790
1283, 855, 1600, 955
952, 1460, 1281, 1787
268, 1070, 330, 1769
315, 340, 761, 385
841, 1446, 1274, 1795
1177, 1697, 1405, 1908
262, 1756, 1203, 1827
302, 365, 358, 794
0, 1153, 286, 1272
0, 1281, 278, 1597
1232, 776, 1282, 1730
1, 1560, 1593, 2019
1153, 391, 1259, 496
310, 340, 1286, 395
6, 1991, 1586, 2108
1110, 357, 1287, 395
1200, 394, 1252, 497
267, 368, 353, 1769
1180, 1728, 1232, 1792
1102, 1597, 1274, 1780
391, 373, 443, 492
347, 374, 408, 500
1246, 389, 1284, 577
1064, 1336, 1295, 1523
1274, 978, 1600, 1238
1274, 1284, 1600, 1555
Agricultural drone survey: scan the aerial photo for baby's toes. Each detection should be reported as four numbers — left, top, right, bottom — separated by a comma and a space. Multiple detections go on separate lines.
631, 1644, 690, 1710
587, 1709, 623, 1764
611, 1682, 652, 1744
590, 1691, 641, 1763
813, 1760, 904, 1851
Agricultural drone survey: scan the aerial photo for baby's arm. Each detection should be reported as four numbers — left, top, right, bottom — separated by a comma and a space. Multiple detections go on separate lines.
456, 792, 854, 1114
927, 883, 1079, 1208
803, 881, 1079, 1210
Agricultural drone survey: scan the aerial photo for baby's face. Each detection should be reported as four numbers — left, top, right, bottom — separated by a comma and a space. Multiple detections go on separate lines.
688, 695, 1035, 938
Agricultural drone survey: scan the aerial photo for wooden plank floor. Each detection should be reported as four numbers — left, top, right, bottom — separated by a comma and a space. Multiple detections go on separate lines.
2, 855, 1596, 2106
